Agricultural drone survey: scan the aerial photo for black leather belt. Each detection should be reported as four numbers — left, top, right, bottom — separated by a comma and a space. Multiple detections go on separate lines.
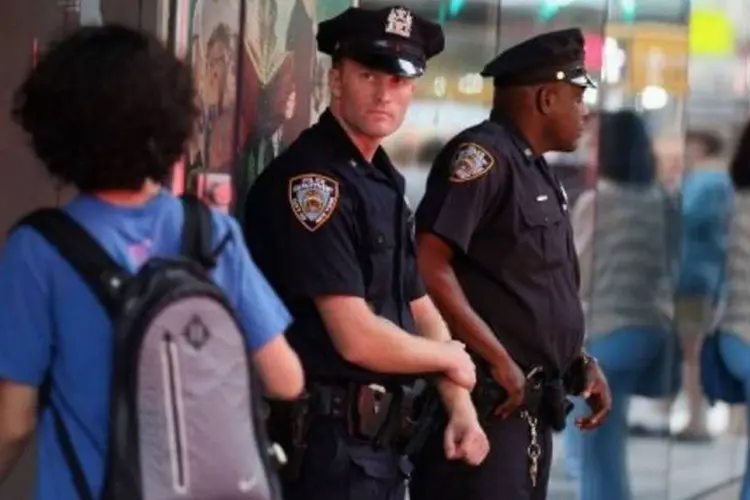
309, 383, 350, 417
308, 381, 430, 449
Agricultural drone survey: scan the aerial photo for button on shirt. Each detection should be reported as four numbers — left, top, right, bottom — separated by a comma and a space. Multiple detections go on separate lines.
244, 109, 425, 383
415, 112, 584, 374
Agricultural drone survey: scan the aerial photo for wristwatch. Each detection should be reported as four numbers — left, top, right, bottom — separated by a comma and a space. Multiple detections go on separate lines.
581, 352, 598, 368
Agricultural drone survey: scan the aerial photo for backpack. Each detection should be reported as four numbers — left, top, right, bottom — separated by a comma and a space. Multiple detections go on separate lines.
16, 195, 281, 500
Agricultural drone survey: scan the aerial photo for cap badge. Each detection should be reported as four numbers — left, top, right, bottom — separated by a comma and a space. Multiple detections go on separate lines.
385, 7, 413, 38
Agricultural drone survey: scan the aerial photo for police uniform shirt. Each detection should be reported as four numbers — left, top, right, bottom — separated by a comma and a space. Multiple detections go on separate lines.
244, 110, 425, 383
415, 112, 584, 375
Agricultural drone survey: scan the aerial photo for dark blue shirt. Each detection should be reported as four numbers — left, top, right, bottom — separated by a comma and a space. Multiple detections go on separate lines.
416, 113, 584, 375
244, 109, 425, 384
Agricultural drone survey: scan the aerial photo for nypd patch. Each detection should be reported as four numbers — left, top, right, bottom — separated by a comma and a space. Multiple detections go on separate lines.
288, 174, 340, 232
449, 142, 495, 183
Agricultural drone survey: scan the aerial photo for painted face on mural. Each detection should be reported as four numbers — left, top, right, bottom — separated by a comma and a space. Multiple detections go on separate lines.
329, 58, 415, 140
204, 23, 232, 108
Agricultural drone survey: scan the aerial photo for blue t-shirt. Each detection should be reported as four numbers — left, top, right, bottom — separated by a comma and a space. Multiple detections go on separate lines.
677, 170, 732, 298
0, 190, 292, 499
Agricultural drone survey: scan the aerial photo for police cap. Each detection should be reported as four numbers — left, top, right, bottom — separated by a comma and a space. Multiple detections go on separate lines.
481, 28, 596, 88
317, 6, 444, 78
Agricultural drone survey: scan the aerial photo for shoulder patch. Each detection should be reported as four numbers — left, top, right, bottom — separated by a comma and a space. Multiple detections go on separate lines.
288, 173, 340, 232
449, 142, 496, 183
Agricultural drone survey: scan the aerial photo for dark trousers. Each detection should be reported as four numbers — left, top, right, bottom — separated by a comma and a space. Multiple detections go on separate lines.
282, 417, 409, 500
409, 414, 553, 500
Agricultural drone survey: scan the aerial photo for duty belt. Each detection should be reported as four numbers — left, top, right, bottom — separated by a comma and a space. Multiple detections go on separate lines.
473, 365, 573, 489
309, 380, 437, 454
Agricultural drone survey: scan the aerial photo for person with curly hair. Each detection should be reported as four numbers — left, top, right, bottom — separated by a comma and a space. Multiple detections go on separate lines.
0, 24, 302, 498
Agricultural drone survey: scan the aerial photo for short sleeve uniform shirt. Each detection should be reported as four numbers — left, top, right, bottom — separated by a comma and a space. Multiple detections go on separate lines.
244, 109, 425, 384
416, 112, 584, 375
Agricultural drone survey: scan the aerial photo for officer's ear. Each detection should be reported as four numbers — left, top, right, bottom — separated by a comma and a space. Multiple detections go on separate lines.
536, 85, 557, 116
329, 61, 343, 99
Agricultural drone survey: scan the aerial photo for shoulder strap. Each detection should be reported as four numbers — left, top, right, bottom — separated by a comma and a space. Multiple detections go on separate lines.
49, 403, 95, 500
15, 208, 126, 318
180, 194, 219, 269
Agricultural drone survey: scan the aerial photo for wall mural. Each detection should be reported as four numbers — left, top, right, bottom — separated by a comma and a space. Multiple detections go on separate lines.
170, 0, 352, 216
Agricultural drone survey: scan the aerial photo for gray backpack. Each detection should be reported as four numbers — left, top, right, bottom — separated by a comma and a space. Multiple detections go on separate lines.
18, 195, 281, 500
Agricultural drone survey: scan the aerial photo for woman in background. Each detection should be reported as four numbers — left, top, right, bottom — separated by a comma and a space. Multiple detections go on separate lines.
716, 120, 750, 500
564, 110, 680, 500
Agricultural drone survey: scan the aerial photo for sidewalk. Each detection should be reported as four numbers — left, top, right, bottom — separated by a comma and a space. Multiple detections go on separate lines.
548, 433, 745, 499
548, 397, 747, 499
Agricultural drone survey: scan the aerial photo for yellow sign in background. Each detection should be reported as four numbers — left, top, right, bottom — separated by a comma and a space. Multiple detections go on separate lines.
607, 23, 690, 96
689, 9, 735, 55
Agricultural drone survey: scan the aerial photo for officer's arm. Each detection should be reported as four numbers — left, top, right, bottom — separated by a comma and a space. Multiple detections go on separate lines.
410, 296, 477, 416
415, 141, 514, 367
316, 296, 460, 375
410, 295, 450, 342
280, 173, 461, 375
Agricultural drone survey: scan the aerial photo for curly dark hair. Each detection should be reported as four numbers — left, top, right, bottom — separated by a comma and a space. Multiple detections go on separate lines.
12, 24, 197, 192
729, 120, 750, 189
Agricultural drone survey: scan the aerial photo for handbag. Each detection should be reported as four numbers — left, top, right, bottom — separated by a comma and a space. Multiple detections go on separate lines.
700, 330, 745, 405
698, 208, 744, 405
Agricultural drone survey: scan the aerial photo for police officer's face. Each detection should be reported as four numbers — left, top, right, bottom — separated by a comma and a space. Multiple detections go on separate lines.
329, 58, 415, 139
542, 84, 588, 152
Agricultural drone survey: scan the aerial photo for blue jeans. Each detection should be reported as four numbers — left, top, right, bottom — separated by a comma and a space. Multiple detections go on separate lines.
718, 333, 750, 500
563, 327, 669, 500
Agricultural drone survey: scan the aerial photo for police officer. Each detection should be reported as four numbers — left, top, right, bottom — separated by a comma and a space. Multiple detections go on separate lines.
243, 6, 490, 500
409, 29, 613, 500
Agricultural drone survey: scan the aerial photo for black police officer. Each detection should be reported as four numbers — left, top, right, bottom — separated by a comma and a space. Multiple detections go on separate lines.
243, 6, 490, 500
409, 29, 613, 500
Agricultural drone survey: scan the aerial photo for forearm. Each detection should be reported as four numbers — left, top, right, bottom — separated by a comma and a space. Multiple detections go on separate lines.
411, 296, 477, 413
412, 296, 452, 343
0, 436, 29, 484
0, 382, 37, 484
348, 316, 454, 375
436, 376, 476, 417
425, 266, 510, 365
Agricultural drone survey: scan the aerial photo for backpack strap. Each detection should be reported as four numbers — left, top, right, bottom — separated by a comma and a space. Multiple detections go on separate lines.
15, 208, 127, 318
49, 402, 95, 500
180, 193, 219, 269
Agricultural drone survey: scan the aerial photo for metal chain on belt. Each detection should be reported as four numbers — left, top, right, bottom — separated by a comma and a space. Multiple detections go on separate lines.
520, 410, 542, 487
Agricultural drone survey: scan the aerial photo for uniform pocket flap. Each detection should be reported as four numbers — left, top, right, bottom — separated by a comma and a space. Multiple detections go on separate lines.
367, 227, 396, 251
519, 201, 562, 228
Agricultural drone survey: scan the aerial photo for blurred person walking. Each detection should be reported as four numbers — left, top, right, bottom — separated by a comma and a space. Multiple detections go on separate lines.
674, 130, 732, 441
